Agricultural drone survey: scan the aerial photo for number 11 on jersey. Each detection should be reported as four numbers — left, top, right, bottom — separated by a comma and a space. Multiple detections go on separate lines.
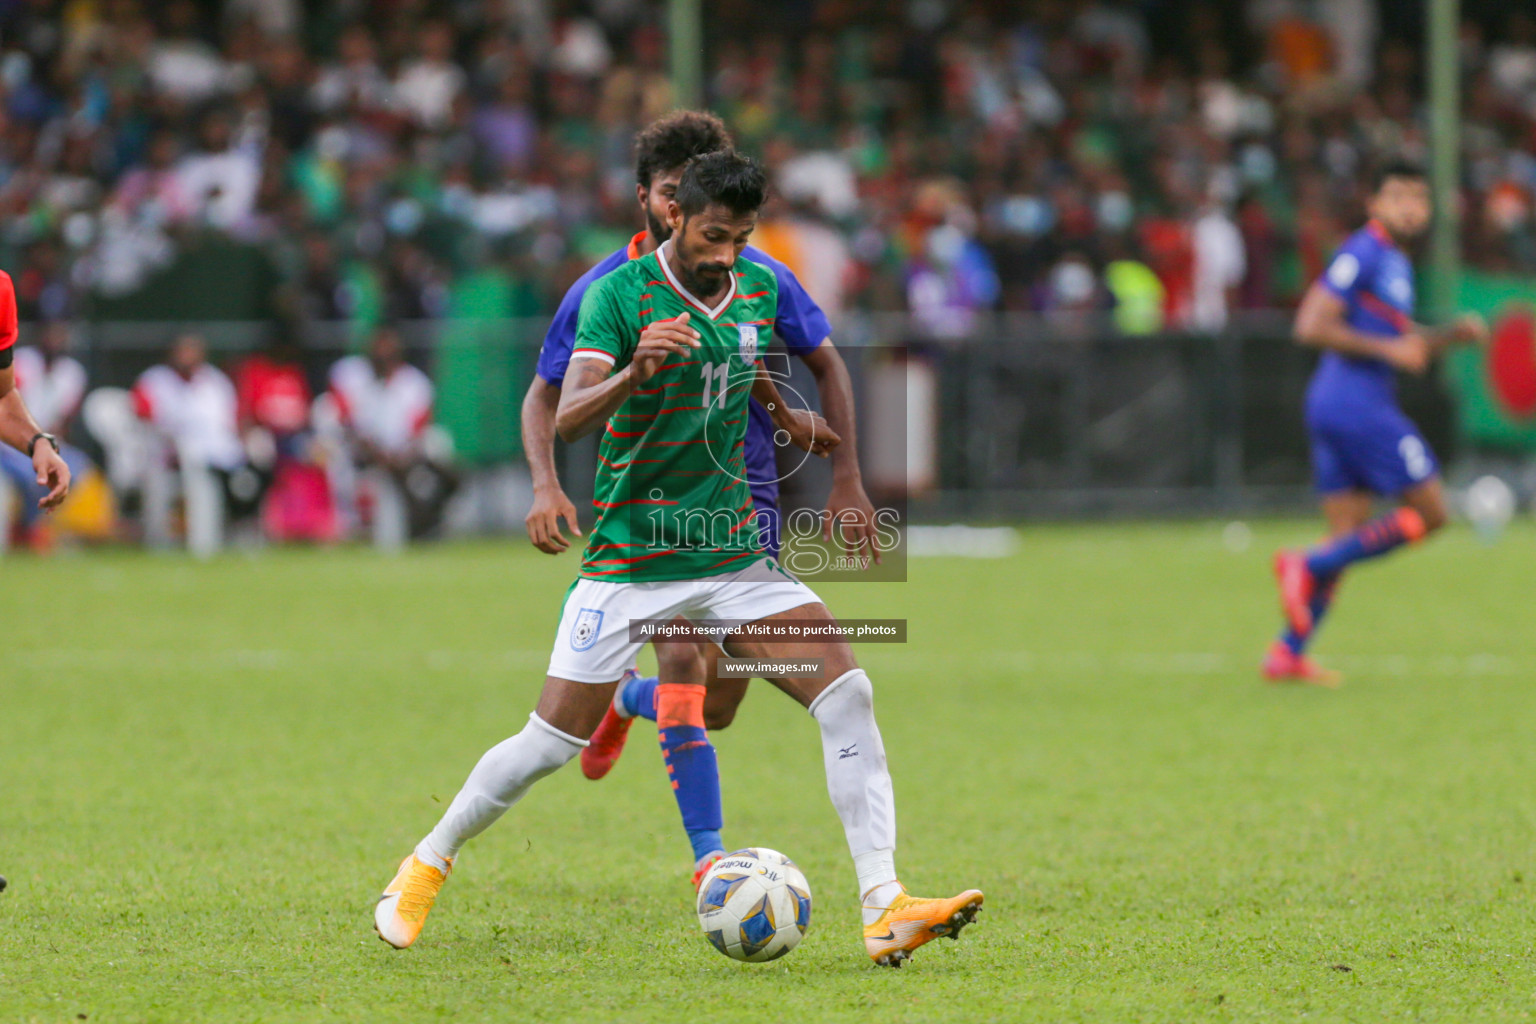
701, 361, 729, 408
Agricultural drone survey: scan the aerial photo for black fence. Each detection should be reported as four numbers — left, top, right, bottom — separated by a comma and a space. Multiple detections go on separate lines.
39, 312, 1462, 522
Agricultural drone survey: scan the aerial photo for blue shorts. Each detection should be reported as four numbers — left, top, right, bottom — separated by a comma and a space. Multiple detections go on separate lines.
1308, 405, 1438, 497
0, 442, 92, 526
753, 500, 781, 558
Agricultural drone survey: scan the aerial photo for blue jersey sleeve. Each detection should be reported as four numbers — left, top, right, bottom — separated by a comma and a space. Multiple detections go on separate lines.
743, 246, 830, 355
536, 248, 630, 387
1318, 232, 1380, 305
535, 283, 584, 387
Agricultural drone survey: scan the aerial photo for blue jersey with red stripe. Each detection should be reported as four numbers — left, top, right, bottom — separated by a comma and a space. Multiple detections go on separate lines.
537, 232, 830, 509
1306, 221, 1416, 417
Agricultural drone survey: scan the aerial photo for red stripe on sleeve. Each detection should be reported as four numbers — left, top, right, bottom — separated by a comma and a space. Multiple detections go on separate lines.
131, 383, 154, 421
329, 387, 352, 425
0, 271, 16, 352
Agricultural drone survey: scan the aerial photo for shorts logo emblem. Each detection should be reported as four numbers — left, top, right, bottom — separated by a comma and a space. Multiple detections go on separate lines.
571, 608, 604, 651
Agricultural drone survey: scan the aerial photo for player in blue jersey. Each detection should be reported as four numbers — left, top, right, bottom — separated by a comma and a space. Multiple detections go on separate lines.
1266, 162, 1487, 685
519, 110, 879, 883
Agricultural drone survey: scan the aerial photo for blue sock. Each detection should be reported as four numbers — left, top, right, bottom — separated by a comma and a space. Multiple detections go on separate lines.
1280, 574, 1339, 654
619, 674, 658, 719
1304, 508, 1424, 579
659, 723, 724, 860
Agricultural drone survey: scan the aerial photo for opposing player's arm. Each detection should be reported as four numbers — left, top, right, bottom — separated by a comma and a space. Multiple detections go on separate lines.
799, 340, 881, 562
1418, 313, 1490, 355
765, 260, 881, 561
751, 362, 839, 457
798, 342, 859, 476
522, 376, 563, 491
521, 375, 580, 552
1294, 283, 1429, 374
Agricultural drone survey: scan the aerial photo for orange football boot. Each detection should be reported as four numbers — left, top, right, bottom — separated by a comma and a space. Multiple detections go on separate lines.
1261, 640, 1342, 688
374, 853, 452, 949
1273, 551, 1316, 636
691, 852, 724, 891
862, 887, 984, 967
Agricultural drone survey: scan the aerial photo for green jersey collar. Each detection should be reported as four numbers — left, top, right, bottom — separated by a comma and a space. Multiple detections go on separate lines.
655, 240, 737, 320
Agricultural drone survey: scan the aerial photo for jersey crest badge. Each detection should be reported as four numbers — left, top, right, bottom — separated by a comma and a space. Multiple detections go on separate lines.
570, 608, 604, 651
737, 324, 759, 363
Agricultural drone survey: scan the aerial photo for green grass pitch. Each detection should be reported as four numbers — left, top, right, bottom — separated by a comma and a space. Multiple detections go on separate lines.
3, 520, 1536, 1023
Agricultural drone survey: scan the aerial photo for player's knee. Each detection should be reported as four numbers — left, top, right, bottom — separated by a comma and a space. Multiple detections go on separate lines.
516, 713, 586, 784
1418, 503, 1448, 534
807, 667, 873, 721
1402, 501, 1446, 536
656, 642, 706, 686
703, 703, 737, 731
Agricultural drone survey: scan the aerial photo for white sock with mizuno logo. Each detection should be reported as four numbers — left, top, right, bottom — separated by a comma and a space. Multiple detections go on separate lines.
418, 713, 586, 866
808, 669, 899, 925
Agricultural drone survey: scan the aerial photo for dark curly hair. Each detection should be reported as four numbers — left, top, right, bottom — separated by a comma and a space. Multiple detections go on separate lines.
634, 110, 733, 188
674, 150, 768, 218
1372, 159, 1426, 193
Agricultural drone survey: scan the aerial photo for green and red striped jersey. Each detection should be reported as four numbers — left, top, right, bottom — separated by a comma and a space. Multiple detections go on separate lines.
571, 241, 777, 582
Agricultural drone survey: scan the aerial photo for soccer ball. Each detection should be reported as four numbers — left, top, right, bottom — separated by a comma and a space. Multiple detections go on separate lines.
695, 847, 812, 962
1464, 474, 1516, 542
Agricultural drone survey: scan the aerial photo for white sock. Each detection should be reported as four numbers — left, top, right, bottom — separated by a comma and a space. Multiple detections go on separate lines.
808, 668, 898, 924
418, 713, 586, 866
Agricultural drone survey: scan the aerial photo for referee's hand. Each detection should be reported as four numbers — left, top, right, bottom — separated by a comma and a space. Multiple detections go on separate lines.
33, 444, 69, 510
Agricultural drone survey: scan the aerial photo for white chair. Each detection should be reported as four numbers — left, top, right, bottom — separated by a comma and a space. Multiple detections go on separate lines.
83, 386, 225, 558
312, 393, 359, 539
81, 388, 150, 496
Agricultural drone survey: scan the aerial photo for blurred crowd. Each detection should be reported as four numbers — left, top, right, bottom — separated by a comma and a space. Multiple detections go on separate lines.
1, 0, 1535, 344
0, 322, 455, 554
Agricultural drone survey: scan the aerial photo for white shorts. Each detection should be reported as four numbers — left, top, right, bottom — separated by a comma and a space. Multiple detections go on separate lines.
546, 557, 822, 683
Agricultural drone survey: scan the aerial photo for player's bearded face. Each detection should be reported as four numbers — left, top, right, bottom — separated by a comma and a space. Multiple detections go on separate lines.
668, 203, 757, 297
641, 170, 685, 243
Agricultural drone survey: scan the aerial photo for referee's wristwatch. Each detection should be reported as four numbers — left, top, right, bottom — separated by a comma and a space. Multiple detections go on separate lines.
27, 432, 59, 457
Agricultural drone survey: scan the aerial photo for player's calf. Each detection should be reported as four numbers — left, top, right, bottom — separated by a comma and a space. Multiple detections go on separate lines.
378, 683, 604, 948
1402, 478, 1449, 534
702, 677, 750, 730
657, 682, 726, 868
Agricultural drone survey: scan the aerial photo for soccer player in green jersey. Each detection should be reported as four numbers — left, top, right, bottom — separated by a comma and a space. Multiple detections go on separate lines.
375, 151, 982, 967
